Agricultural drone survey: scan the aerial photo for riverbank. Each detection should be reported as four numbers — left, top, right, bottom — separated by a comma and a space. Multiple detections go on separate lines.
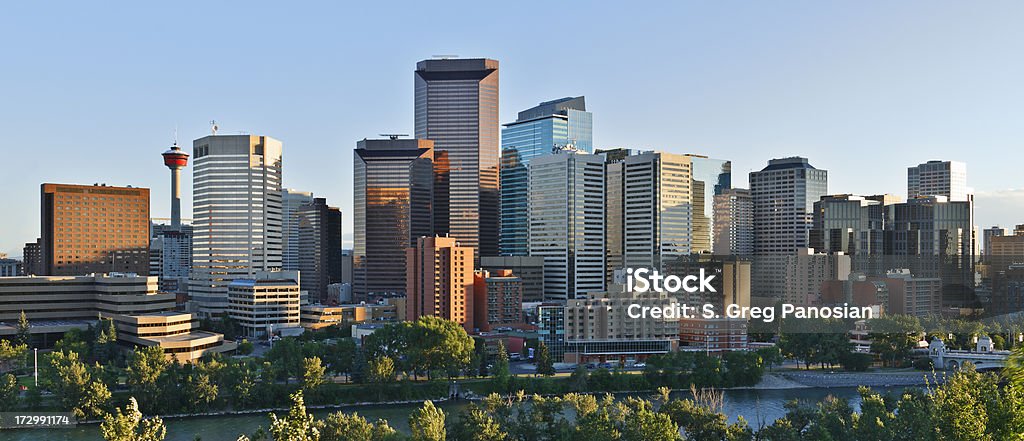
772, 369, 944, 388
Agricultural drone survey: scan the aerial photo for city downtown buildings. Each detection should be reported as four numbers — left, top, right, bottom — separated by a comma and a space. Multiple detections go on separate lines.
405, 236, 475, 332
189, 134, 284, 317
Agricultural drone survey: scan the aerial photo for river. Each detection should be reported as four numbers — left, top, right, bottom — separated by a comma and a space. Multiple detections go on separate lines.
5, 386, 908, 440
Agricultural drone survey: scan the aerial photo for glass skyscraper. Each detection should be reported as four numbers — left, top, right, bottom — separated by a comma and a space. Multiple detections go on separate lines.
415, 58, 500, 259
500, 96, 592, 256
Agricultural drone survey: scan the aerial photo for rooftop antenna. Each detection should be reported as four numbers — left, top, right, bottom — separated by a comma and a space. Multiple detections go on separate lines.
432, 54, 459, 59
379, 133, 409, 140
173, 124, 178, 146
210, 120, 219, 135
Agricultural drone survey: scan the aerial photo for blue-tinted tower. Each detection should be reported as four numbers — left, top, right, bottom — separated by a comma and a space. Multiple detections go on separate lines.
500, 97, 593, 256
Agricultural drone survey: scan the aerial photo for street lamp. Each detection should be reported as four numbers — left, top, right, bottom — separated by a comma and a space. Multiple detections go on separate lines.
33, 348, 38, 387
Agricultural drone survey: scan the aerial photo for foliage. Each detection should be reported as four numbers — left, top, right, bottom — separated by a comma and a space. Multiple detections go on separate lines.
302, 356, 327, 392
535, 341, 555, 376
126, 346, 169, 413
869, 315, 923, 367
268, 390, 321, 441
0, 339, 28, 372
0, 373, 19, 411
16, 311, 31, 347
45, 350, 110, 419
410, 400, 446, 441
100, 397, 166, 441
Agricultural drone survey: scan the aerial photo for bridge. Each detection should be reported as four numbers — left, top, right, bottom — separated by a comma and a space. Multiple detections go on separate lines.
928, 336, 1010, 371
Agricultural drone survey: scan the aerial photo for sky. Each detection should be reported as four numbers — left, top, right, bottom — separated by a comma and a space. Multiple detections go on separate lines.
2, 1, 1023, 256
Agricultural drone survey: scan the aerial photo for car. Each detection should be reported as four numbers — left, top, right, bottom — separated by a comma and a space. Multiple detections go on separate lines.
634, 362, 646, 368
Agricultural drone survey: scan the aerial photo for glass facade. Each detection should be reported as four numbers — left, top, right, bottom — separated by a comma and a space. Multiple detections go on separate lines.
500, 97, 592, 256
688, 156, 732, 253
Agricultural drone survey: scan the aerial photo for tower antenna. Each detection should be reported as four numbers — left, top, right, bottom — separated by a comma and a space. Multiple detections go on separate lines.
210, 120, 219, 135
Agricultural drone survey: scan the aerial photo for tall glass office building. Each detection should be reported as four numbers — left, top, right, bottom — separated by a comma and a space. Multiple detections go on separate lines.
688, 155, 732, 254
500, 96, 592, 256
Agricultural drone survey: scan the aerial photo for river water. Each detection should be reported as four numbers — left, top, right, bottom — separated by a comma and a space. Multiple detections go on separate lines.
5, 386, 906, 440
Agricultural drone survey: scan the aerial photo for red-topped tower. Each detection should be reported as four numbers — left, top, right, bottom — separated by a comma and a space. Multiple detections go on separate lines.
162, 142, 189, 229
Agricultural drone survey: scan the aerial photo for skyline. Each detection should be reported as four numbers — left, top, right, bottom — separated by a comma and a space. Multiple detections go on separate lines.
3, 1, 1024, 256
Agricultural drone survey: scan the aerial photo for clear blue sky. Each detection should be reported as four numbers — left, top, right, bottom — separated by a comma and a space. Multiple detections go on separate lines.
2, 1, 1023, 256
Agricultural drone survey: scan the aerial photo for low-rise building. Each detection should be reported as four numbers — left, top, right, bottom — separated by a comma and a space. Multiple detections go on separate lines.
228, 271, 302, 338
473, 270, 523, 332
111, 311, 236, 363
300, 303, 398, 330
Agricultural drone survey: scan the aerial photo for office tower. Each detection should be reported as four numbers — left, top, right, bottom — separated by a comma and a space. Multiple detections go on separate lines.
989, 226, 1024, 271
190, 135, 283, 317
613, 151, 696, 271
749, 157, 828, 300
713, 189, 754, 256
415, 58, 500, 259
228, 271, 301, 338
500, 96, 592, 256
353, 137, 435, 301
750, 157, 828, 254
783, 248, 851, 305
282, 189, 314, 271
688, 155, 732, 253
528, 150, 605, 300
810, 195, 885, 255
150, 222, 193, 294
908, 160, 969, 201
983, 226, 1009, 258
480, 256, 545, 303
405, 236, 474, 332
40, 183, 151, 276
22, 240, 41, 276
885, 196, 975, 307
598, 149, 633, 283
297, 198, 343, 303
473, 269, 523, 332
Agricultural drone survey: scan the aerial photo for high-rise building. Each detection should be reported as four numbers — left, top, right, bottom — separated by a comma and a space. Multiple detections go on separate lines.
528, 150, 605, 300
713, 188, 754, 256
22, 240, 41, 276
415, 58, 500, 259
40, 183, 151, 276
353, 138, 435, 301
749, 157, 828, 299
500, 96, 592, 256
405, 236, 474, 332
688, 155, 732, 253
989, 226, 1024, 271
190, 134, 283, 317
885, 195, 975, 307
282, 189, 314, 271
908, 160, 969, 202
783, 248, 851, 305
472, 269, 523, 332
612, 151, 695, 271
297, 198, 343, 303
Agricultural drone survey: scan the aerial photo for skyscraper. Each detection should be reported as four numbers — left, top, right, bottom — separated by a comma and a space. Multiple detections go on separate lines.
616, 151, 695, 272
713, 188, 754, 256
908, 160, 969, 201
282, 189, 314, 271
158, 142, 193, 294
406, 236, 474, 332
298, 197, 343, 304
353, 137, 434, 301
500, 96, 592, 256
40, 183, 151, 276
750, 157, 828, 255
749, 157, 828, 299
190, 134, 283, 317
415, 58, 500, 259
688, 155, 732, 253
527, 150, 606, 301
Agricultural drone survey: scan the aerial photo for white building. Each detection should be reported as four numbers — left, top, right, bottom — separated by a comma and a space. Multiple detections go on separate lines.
528, 150, 605, 300
908, 160, 969, 202
227, 271, 302, 338
190, 135, 284, 317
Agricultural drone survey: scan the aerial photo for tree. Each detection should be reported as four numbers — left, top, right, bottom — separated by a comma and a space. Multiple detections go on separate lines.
184, 372, 219, 412
406, 316, 475, 379
100, 397, 166, 441
126, 346, 169, 413
268, 390, 321, 441
853, 388, 895, 441
321, 411, 398, 441
454, 405, 507, 441
869, 315, 922, 367
930, 365, 991, 441
0, 339, 28, 372
366, 356, 396, 384
535, 341, 555, 376
756, 346, 783, 372
620, 401, 679, 441
46, 350, 110, 419
0, 373, 19, 411
16, 311, 31, 347
302, 356, 327, 392
491, 341, 511, 391
409, 400, 446, 441
94, 318, 119, 364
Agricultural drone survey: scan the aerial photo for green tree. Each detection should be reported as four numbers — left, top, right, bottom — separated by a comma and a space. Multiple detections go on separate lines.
184, 372, 219, 412
93, 318, 119, 364
407, 316, 475, 379
535, 341, 555, 376
454, 405, 507, 441
491, 341, 511, 391
0, 339, 28, 372
0, 373, 19, 411
930, 365, 991, 441
15, 311, 31, 347
620, 400, 679, 441
321, 411, 398, 441
756, 346, 783, 372
302, 356, 327, 392
268, 390, 321, 441
100, 397, 166, 441
46, 350, 110, 419
409, 400, 446, 441
869, 315, 922, 367
126, 346, 169, 413
853, 388, 895, 441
